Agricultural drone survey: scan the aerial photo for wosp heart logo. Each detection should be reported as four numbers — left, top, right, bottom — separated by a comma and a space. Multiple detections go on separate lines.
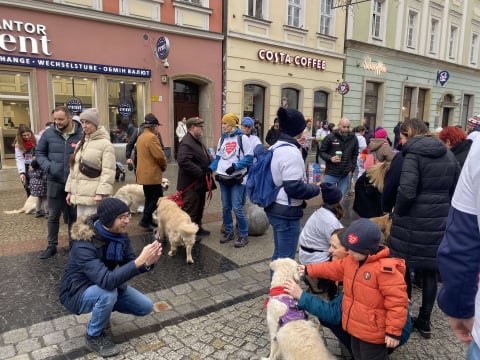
347, 233, 358, 245
225, 141, 237, 155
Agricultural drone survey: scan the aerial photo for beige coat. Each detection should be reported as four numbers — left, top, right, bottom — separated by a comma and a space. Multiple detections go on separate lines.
135, 127, 167, 185
65, 126, 116, 205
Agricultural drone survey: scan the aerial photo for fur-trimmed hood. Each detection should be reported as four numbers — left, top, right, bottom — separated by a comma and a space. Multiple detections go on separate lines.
70, 215, 98, 242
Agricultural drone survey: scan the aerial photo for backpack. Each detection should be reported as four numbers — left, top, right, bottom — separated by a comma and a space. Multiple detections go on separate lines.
246, 143, 293, 207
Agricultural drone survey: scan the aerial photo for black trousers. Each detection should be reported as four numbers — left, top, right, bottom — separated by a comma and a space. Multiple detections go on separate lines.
182, 189, 206, 227
350, 335, 387, 360
141, 184, 163, 225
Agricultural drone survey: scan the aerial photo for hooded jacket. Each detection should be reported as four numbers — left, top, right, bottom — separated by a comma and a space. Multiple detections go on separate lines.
319, 130, 359, 177
59, 215, 149, 315
388, 136, 460, 270
450, 139, 472, 168
306, 246, 408, 344
65, 126, 116, 206
367, 138, 395, 163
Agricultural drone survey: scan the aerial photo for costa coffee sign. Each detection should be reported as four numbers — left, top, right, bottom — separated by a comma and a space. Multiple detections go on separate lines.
0, 19, 52, 56
258, 49, 326, 70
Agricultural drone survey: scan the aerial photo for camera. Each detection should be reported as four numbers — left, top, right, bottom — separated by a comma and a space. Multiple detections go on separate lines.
163, 59, 169, 68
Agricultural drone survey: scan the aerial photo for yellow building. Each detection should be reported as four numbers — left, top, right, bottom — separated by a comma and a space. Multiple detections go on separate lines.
225, 0, 346, 140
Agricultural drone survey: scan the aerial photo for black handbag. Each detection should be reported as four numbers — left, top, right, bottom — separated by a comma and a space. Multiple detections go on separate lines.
215, 173, 244, 186
79, 158, 102, 178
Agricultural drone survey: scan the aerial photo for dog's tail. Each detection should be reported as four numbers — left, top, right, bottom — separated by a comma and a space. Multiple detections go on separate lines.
4, 209, 26, 214
178, 222, 199, 236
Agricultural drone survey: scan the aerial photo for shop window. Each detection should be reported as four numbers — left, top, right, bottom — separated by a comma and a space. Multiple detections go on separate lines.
53, 75, 95, 115
313, 91, 328, 123
108, 80, 145, 143
0, 71, 32, 161
417, 89, 426, 121
281, 88, 299, 109
364, 82, 379, 129
402, 86, 430, 122
243, 84, 265, 139
402, 87, 413, 121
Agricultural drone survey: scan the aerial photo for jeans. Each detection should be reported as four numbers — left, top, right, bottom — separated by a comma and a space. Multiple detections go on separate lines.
79, 285, 153, 337
468, 340, 480, 360
47, 181, 76, 247
219, 183, 248, 237
324, 174, 351, 197
267, 213, 301, 262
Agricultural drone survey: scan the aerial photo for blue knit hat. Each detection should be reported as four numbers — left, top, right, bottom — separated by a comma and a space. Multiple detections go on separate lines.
277, 107, 306, 137
97, 198, 130, 228
341, 219, 382, 255
241, 117, 255, 127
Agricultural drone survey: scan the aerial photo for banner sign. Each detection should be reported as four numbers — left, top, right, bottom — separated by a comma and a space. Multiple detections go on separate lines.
0, 54, 151, 78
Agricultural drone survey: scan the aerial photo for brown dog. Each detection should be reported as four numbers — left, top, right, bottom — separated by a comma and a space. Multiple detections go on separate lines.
370, 214, 392, 243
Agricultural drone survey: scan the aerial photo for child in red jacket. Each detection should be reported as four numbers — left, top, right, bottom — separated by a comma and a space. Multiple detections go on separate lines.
301, 218, 408, 360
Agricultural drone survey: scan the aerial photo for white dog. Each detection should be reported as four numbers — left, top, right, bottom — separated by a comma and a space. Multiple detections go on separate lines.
114, 178, 170, 213
156, 197, 198, 264
4, 195, 37, 214
263, 258, 334, 360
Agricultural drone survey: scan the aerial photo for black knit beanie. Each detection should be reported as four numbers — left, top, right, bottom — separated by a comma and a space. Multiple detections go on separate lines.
277, 107, 306, 137
97, 198, 130, 228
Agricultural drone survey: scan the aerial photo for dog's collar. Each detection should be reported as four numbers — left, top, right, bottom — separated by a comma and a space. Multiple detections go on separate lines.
264, 286, 288, 308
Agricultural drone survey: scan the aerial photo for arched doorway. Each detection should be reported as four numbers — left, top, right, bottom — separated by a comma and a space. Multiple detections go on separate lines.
173, 80, 199, 159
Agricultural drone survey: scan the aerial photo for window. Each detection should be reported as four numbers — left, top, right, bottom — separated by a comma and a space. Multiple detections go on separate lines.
402, 87, 413, 121
461, 95, 472, 129
406, 10, 418, 49
417, 89, 427, 121
313, 91, 328, 124
243, 84, 265, 139
53, 75, 95, 114
429, 18, 439, 54
470, 33, 479, 65
120, 0, 161, 21
364, 82, 379, 129
287, 0, 303, 28
448, 25, 458, 60
281, 88, 299, 109
320, 0, 333, 35
248, 0, 264, 19
372, 0, 384, 39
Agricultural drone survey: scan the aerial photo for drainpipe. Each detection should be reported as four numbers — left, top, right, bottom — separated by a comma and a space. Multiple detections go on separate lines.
222, 0, 228, 117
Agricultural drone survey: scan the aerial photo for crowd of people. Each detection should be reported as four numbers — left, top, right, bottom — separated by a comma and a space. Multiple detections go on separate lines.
8, 104, 480, 359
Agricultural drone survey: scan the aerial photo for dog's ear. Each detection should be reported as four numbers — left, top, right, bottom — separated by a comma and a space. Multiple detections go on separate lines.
269, 259, 278, 271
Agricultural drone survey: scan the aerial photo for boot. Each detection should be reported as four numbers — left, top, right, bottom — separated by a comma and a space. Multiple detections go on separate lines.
39, 246, 57, 259
413, 308, 431, 339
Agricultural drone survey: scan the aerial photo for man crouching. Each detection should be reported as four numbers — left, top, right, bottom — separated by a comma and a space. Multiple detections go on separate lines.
59, 197, 162, 358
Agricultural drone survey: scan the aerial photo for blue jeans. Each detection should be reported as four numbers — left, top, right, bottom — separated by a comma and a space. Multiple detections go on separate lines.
219, 183, 248, 237
468, 339, 480, 360
79, 285, 153, 337
324, 174, 351, 197
267, 213, 301, 262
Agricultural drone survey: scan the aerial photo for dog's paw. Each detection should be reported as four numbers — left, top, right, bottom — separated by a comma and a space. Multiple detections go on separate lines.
168, 250, 175, 257
187, 258, 194, 264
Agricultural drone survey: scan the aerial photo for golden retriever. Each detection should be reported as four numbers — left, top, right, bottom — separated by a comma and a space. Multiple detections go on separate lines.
370, 214, 392, 243
4, 195, 37, 214
114, 178, 170, 213
156, 197, 198, 264
263, 258, 334, 360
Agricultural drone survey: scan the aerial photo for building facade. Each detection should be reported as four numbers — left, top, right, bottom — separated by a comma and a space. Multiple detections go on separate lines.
0, 0, 223, 165
225, 0, 346, 142
342, 0, 480, 134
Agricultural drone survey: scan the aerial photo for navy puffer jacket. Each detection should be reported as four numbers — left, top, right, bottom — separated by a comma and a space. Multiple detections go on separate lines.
36, 121, 83, 184
388, 136, 460, 270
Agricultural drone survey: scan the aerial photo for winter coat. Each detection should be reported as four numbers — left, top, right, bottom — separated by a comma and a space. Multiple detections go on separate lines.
36, 121, 83, 184
319, 130, 359, 178
306, 246, 408, 344
65, 126, 116, 206
353, 171, 383, 218
367, 138, 394, 163
135, 127, 167, 185
388, 136, 460, 270
59, 215, 150, 315
177, 132, 216, 192
29, 168, 47, 197
265, 126, 280, 145
266, 133, 320, 219
450, 139, 472, 168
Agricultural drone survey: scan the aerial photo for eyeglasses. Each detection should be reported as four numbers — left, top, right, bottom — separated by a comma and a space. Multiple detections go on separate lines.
117, 213, 132, 221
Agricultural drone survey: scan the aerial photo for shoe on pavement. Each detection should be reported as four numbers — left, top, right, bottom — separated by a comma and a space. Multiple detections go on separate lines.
138, 221, 155, 231
85, 331, 120, 358
196, 227, 211, 236
35, 210, 45, 218
39, 246, 57, 259
412, 316, 431, 339
220, 232, 235, 244
234, 236, 249, 248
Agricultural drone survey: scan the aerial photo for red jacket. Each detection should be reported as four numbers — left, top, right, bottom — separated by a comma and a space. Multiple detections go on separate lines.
306, 246, 408, 344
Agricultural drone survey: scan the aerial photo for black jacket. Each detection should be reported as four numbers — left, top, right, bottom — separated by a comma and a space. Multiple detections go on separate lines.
451, 139, 472, 169
353, 172, 383, 218
176, 132, 215, 192
388, 136, 460, 270
265, 127, 280, 146
319, 130, 359, 177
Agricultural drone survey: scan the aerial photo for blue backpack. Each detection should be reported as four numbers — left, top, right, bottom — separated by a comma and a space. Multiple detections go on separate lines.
246, 143, 293, 207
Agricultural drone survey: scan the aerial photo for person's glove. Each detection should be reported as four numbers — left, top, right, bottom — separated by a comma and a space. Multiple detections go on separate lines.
225, 164, 236, 175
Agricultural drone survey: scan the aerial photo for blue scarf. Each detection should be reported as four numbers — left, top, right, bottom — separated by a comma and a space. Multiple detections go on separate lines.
94, 220, 128, 262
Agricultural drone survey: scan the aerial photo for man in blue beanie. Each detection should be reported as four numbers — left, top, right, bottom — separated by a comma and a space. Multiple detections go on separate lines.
59, 197, 162, 357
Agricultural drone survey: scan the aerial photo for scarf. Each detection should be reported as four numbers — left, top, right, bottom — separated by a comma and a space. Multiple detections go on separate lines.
94, 220, 128, 262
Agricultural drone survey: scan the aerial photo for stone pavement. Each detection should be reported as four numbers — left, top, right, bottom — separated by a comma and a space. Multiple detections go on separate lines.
0, 161, 468, 359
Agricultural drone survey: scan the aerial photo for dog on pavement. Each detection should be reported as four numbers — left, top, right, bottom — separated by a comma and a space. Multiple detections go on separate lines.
263, 258, 334, 360
4, 195, 37, 214
113, 178, 170, 213
155, 197, 198, 264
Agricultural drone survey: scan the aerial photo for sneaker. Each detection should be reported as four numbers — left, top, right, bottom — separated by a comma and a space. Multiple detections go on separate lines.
39, 246, 57, 259
412, 317, 431, 339
85, 331, 120, 358
220, 232, 235, 244
234, 236, 249, 248
196, 228, 211, 236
